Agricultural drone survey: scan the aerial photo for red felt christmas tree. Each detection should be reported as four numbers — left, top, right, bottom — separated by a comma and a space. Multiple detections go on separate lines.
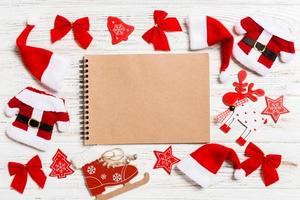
49, 149, 74, 179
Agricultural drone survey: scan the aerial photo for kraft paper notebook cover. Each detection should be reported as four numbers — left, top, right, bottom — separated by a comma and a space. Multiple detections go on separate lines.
80, 53, 210, 145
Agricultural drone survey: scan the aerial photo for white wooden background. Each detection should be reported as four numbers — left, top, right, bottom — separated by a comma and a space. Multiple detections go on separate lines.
0, 0, 300, 199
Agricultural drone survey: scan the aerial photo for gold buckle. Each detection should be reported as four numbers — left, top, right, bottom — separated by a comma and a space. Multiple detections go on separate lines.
28, 118, 40, 129
253, 41, 266, 53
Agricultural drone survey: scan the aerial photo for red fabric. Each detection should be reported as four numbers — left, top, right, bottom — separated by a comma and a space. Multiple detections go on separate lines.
241, 142, 281, 186
237, 17, 295, 69
206, 16, 234, 72
49, 149, 74, 179
8, 155, 46, 193
82, 161, 138, 196
51, 15, 93, 49
190, 144, 241, 174
16, 25, 53, 80
142, 10, 182, 51
107, 16, 134, 45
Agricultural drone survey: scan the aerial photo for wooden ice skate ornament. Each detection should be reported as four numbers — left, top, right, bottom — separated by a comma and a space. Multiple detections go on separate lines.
72, 148, 150, 200
214, 70, 266, 146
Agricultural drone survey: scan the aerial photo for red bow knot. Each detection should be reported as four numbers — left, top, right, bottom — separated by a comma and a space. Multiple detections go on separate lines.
241, 143, 281, 186
51, 15, 93, 49
142, 10, 182, 51
8, 155, 47, 193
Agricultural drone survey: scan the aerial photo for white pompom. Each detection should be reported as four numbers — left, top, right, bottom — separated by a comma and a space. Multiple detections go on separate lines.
234, 169, 246, 180
219, 71, 230, 83
27, 15, 40, 25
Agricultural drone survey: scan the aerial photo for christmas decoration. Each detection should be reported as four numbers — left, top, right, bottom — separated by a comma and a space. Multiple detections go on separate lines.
215, 70, 267, 146
177, 143, 245, 188
49, 149, 74, 179
8, 155, 47, 193
5, 87, 70, 151
17, 20, 70, 92
51, 15, 93, 49
262, 96, 289, 123
233, 13, 295, 76
153, 145, 180, 174
72, 148, 149, 200
142, 10, 182, 51
241, 142, 281, 186
187, 16, 234, 83
107, 16, 134, 45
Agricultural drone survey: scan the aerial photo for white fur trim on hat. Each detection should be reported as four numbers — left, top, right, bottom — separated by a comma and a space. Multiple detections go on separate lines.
6, 124, 50, 151
177, 155, 216, 188
41, 53, 70, 92
72, 146, 103, 169
219, 71, 230, 83
187, 16, 209, 50
234, 169, 246, 180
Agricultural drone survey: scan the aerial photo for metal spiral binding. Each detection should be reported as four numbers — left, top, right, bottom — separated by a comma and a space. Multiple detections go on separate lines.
79, 57, 89, 141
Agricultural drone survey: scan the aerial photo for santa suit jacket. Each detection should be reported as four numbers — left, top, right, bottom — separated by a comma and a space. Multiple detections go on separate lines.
5, 87, 70, 151
233, 14, 295, 76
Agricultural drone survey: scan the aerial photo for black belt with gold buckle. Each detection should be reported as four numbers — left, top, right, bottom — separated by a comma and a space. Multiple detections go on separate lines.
242, 37, 277, 61
16, 114, 53, 132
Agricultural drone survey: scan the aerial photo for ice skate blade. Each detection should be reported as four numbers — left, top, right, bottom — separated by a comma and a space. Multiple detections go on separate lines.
96, 172, 150, 200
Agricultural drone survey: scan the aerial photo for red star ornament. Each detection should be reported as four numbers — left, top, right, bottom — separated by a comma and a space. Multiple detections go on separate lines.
262, 96, 289, 123
107, 16, 134, 45
49, 149, 74, 179
153, 146, 180, 175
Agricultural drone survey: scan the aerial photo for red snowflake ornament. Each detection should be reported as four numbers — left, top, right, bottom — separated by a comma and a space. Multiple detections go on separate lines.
49, 149, 74, 179
262, 96, 289, 123
107, 16, 134, 45
153, 146, 180, 175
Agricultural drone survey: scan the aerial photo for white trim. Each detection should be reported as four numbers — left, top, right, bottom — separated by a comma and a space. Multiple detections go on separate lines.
4, 105, 19, 117
187, 16, 208, 50
233, 44, 271, 76
234, 21, 247, 35
177, 155, 216, 188
72, 146, 103, 169
6, 124, 50, 151
280, 51, 295, 63
16, 88, 67, 112
41, 53, 70, 92
56, 121, 70, 132
250, 14, 294, 42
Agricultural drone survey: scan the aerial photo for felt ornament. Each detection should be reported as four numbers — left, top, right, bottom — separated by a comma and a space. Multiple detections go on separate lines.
233, 13, 295, 76
262, 96, 289, 123
177, 143, 245, 188
142, 10, 182, 51
8, 155, 47, 193
72, 148, 149, 200
215, 70, 266, 146
107, 16, 134, 45
153, 145, 180, 174
241, 142, 281, 186
17, 20, 70, 92
187, 16, 234, 83
51, 15, 93, 49
49, 149, 74, 179
5, 87, 70, 151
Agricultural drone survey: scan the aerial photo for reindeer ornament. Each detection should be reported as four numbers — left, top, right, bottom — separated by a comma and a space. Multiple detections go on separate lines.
215, 70, 267, 146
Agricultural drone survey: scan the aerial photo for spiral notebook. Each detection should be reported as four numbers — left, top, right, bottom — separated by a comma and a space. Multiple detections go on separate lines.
80, 53, 210, 145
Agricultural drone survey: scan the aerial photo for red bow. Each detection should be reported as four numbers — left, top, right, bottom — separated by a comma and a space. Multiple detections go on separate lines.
142, 10, 182, 51
8, 155, 47, 193
241, 143, 281, 186
51, 15, 93, 49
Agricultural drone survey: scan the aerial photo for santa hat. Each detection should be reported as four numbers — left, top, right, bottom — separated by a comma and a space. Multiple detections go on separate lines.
187, 16, 234, 83
16, 19, 70, 92
177, 144, 245, 188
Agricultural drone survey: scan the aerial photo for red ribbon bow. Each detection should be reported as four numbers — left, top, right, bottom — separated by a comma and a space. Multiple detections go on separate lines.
142, 10, 182, 51
8, 155, 47, 193
51, 15, 93, 49
241, 143, 281, 186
